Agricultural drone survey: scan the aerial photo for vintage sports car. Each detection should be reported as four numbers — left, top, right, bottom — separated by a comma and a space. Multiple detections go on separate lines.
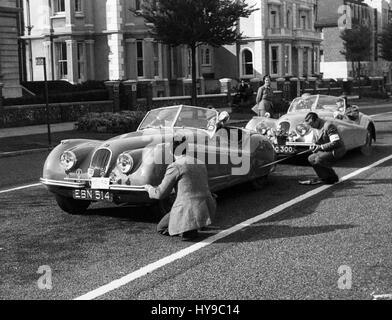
245, 95, 376, 157
41, 105, 276, 215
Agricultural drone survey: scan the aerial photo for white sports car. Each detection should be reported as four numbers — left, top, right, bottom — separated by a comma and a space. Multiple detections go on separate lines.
245, 95, 376, 157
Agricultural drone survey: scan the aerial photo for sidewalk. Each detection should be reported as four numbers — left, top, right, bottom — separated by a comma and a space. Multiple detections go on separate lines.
0, 122, 76, 139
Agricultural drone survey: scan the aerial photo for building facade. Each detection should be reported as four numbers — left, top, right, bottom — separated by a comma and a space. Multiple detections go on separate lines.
0, 0, 23, 98
216, 0, 322, 82
22, 0, 322, 97
318, 0, 392, 80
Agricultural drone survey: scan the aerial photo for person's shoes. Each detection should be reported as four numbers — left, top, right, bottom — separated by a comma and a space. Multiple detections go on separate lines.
157, 228, 170, 236
322, 178, 339, 185
181, 230, 199, 241
299, 178, 323, 185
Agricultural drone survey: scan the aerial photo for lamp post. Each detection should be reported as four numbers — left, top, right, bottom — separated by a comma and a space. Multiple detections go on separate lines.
36, 57, 51, 147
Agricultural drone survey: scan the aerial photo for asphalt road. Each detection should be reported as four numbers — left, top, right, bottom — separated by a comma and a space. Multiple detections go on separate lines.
0, 106, 391, 300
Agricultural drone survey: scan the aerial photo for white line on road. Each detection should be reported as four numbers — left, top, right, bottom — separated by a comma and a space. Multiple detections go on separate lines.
372, 293, 392, 300
0, 183, 42, 194
370, 111, 392, 118
74, 153, 392, 300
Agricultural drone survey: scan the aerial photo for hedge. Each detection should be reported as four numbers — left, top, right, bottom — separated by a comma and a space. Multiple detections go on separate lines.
76, 111, 146, 133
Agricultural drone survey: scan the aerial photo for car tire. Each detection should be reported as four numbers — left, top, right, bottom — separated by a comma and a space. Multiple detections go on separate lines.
251, 175, 269, 190
55, 194, 91, 215
151, 196, 175, 219
360, 127, 373, 156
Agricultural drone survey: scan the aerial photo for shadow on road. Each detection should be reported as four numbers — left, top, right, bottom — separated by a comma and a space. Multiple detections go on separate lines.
84, 205, 161, 223
195, 223, 357, 243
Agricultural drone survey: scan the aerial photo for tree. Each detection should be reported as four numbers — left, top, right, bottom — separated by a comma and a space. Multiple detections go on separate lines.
340, 22, 372, 80
379, 23, 392, 62
132, 0, 256, 105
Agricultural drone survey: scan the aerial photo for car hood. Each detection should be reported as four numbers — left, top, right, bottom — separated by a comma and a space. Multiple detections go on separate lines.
94, 128, 178, 154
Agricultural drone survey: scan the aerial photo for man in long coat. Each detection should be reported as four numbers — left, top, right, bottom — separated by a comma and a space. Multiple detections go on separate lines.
145, 136, 216, 239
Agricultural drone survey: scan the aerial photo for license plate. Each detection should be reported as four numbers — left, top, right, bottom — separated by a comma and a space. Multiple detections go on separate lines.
91, 177, 110, 189
274, 145, 297, 154
73, 189, 113, 201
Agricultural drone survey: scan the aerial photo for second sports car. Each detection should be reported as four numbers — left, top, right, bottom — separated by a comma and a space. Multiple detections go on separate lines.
245, 94, 376, 157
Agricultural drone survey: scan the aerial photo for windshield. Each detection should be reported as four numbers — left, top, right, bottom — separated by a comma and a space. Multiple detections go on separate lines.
138, 106, 218, 130
314, 96, 345, 112
288, 95, 346, 113
288, 96, 318, 112
175, 106, 218, 129
138, 107, 180, 129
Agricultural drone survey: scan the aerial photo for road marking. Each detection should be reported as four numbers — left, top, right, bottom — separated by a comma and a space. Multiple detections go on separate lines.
372, 293, 392, 300
0, 183, 42, 195
74, 153, 392, 300
370, 111, 392, 118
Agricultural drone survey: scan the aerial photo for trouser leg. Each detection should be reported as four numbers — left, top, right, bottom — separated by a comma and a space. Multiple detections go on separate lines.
308, 151, 339, 182
157, 213, 170, 235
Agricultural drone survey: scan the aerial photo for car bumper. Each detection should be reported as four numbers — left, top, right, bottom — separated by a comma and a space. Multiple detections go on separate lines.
40, 178, 153, 204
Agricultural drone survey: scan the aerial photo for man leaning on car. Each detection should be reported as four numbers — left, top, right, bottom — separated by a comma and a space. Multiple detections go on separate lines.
299, 112, 346, 185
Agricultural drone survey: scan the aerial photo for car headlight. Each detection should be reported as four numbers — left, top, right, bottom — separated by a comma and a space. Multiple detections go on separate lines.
60, 151, 77, 171
296, 124, 310, 136
116, 153, 134, 174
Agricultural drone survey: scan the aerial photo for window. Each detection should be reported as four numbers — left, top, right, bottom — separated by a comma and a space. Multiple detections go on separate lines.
136, 40, 144, 77
312, 47, 318, 75
271, 46, 279, 75
75, 0, 82, 12
54, 0, 65, 13
135, 0, 141, 11
153, 42, 161, 77
77, 42, 85, 80
303, 47, 308, 76
271, 10, 277, 28
170, 47, 178, 78
57, 42, 67, 79
284, 45, 290, 75
187, 48, 192, 78
201, 47, 212, 66
301, 14, 307, 29
241, 49, 253, 76
286, 10, 291, 28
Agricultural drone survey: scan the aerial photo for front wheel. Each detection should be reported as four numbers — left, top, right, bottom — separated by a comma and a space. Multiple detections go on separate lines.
251, 175, 269, 190
150, 195, 175, 219
360, 127, 374, 156
55, 194, 91, 215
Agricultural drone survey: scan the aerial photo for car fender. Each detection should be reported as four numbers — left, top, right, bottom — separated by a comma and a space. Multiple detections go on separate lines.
42, 139, 101, 181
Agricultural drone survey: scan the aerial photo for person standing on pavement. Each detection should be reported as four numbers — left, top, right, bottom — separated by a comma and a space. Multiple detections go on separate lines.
144, 135, 216, 240
299, 112, 346, 185
254, 75, 274, 117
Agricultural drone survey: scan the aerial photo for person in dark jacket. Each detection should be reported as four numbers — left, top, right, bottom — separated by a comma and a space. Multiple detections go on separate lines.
254, 75, 274, 116
299, 112, 346, 185
144, 136, 216, 240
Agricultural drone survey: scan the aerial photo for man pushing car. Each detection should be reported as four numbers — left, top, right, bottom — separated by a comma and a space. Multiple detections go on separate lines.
299, 112, 346, 185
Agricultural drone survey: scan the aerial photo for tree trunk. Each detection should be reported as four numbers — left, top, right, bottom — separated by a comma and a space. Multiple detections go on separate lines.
191, 44, 197, 105
357, 61, 361, 99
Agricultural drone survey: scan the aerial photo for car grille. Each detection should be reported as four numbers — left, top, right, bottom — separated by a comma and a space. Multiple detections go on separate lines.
90, 148, 112, 177
279, 121, 290, 134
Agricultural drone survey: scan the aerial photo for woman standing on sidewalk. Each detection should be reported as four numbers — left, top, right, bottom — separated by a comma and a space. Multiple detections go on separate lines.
254, 75, 274, 117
